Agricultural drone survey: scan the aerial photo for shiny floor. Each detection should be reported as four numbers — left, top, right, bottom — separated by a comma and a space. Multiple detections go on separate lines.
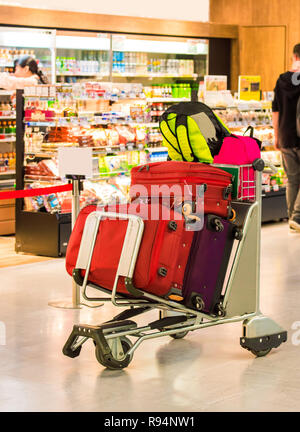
1, 221, 300, 412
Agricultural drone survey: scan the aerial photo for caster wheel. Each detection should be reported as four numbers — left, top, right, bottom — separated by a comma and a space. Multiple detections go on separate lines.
64, 345, 82, 358
170, 331, 189, 340
95, 336, 133, 370
192, 295, 205, 311
251, 348, 272, 358
215, 303, 226, 317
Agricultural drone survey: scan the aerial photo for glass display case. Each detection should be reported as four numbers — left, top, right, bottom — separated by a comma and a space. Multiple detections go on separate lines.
0, 26, 56, 84
55, 31, 208, 94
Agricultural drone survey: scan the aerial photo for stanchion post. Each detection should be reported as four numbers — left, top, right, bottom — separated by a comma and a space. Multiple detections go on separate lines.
48, 175, 84, 309
70, 175, 84, 308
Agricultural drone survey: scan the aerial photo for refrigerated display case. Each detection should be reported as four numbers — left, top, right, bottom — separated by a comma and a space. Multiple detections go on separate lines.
55, 32, 110, 83
0, 27, 209, 98
55, 32, 208, 98
0, 26, 56, 84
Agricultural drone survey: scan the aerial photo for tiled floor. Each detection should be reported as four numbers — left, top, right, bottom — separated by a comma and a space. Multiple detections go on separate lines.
0, 221, 300, 412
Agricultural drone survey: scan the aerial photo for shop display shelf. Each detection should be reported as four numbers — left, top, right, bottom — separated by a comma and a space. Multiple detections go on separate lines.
16, 210, 72, 257
262, 186, 288, 223
0, 137, 16, 143
56, 72, 108, 77
0, 170, 16, 178
146, 98, 190, 103
0, 116, 16, 120
112, 72, 198, 79
146, 146, 168, 152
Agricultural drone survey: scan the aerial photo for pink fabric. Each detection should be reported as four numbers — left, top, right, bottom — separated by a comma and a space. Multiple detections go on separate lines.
214, 135, 261, 200
214, 135, 260, 165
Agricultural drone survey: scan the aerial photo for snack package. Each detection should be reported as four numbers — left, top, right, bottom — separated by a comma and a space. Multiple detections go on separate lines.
105, 154, 128, 173
91, 128, 108, 147
115, 125, 135, 144
44, 193, 61, 214
105, 128, 119, 147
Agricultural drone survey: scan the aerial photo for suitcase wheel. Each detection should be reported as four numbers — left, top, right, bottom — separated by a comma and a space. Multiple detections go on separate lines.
95, 336, 134, 370
214, 303, 226, 317
192, 295, 205, 311
233, 227, 243, 241
208, 216, 224, 232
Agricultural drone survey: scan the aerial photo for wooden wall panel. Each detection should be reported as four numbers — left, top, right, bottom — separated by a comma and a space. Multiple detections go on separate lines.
210, 0, 253, 25
239, 26, 286, 91
211, 0, 300, 67
210, 0, 296, 89
0, 5, 238, 39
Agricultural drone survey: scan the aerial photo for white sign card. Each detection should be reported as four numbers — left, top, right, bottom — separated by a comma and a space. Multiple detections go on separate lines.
58, 147, 93, 178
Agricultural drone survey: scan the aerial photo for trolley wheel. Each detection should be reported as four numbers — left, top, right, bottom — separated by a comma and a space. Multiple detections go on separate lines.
170, 331, 189, 340
64, 345, 82, 358
95, 336, 133, 370
250, 348, 272, 358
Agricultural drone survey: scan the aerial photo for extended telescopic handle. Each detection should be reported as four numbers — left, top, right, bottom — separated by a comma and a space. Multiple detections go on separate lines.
263, 160, 278, 174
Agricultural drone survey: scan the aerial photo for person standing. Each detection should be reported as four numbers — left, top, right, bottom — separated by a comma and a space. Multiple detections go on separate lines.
0, 55, 48, 90
272, 44, 300, 232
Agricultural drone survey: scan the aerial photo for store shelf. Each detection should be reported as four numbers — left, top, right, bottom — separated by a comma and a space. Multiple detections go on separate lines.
146, 146, 168, 152
0, 137, 16, 143
112, 72, 198, 79
56, 72, 108, 77
0, 116, 16, 120
146, 98, 190, 103
0, 170, 16, 178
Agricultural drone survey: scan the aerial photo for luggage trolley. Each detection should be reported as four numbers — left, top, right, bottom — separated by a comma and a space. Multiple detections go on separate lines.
63, 159, 287, 369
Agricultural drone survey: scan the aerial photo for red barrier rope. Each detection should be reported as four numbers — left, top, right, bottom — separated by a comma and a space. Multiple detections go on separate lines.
0, 183, 73, 200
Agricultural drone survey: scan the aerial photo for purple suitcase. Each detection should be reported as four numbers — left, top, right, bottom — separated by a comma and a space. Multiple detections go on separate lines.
183, 215, 240, 316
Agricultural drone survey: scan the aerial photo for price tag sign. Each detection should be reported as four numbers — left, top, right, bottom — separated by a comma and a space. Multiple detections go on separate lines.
58, 147, 93, 178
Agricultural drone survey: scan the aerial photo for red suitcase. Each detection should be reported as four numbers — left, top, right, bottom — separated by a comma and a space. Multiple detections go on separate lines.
66, 202, 193, 299
130, 161, 233, 219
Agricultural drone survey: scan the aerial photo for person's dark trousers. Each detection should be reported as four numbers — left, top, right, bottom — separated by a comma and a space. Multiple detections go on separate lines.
281, 147, 300, 220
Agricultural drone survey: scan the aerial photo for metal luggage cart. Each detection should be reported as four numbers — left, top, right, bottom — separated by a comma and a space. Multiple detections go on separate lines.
63, 159, 287, 369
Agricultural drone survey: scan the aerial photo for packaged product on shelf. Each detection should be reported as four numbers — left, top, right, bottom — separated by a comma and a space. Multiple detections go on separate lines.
104, 154, 129, 173
82, 180, 127, 206
25, 159, 60, 180
108, 174, 131, 200
127, 151, 140, 169
115, 125, 135, 145
134, 126, 147, 144
24, 183, 46, 212
44, 193, 61, 214
76, 134, 94, 147
91, 128, 108, 147
105, 128, 120, 147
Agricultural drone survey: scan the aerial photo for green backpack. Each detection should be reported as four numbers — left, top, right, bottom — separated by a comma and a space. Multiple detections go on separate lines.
159, 102, 231, 163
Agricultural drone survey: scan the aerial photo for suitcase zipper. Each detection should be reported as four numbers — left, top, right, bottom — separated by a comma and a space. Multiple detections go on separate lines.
134, 175, 230, 188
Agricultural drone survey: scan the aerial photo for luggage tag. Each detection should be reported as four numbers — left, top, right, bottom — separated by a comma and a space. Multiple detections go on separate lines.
174, 184, 205, 232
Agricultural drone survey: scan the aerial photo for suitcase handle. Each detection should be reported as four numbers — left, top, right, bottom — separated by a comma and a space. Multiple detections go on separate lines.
75, 211, 145, 306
